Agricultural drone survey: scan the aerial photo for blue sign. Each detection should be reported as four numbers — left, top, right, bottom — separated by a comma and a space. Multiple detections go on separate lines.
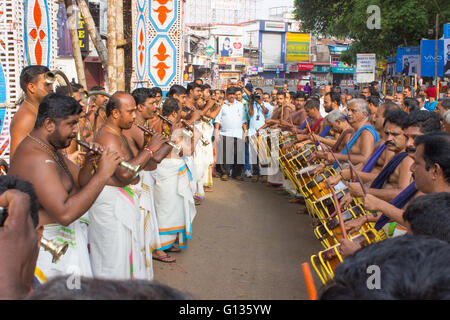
444, 24, 450, 39
396, 46, 420, 73
420, 39, 444, 77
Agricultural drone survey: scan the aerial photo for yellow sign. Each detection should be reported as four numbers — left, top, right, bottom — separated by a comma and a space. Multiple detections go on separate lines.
286, 33, 310, 62
217, 57, 247, 65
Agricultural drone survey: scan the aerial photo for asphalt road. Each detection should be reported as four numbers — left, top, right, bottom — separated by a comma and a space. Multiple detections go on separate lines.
153, 176, 324, 300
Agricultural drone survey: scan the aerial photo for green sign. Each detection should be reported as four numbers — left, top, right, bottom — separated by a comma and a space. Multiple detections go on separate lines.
313, 65, 330, 73
205, 46, 215, 57
331, 66, 355, 74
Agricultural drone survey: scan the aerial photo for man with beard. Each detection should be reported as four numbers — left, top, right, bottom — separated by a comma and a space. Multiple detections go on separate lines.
79, 92, 167, 279
185, 82, 202, 110
323, 91, 342, 113
87, 86, 109, 136
291, 92, 307, 126
123, 87, 173, 269
9, 94, 122, 282
343, 110, 414, 203
343, 111, 442, 238
10, 65, 54, 159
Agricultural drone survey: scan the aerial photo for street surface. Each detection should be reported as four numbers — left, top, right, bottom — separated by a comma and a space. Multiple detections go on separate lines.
154, 176, 324, 299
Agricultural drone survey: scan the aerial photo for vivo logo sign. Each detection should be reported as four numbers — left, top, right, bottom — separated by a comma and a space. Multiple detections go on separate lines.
423, 55, 443, 61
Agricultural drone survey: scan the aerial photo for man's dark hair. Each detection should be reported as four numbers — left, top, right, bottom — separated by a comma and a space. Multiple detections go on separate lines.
235, 87, 243, 93
381, 101, 401, 117
20, 65, 50, 92
295, 91, 307, 100
194, 78, 203, 85
441, 98, 450, 111
152, 87, 163, 96
404, 98, 420, 113
131, 87, 153, 106
304, 98, 320, 110
105, 93, 125, 117
161, 97, 179, 117
367, 95, 380, 107
226, 86, 237, 96
403, 193, 450, 242
167, 85, 186, 98
35, 93, 82, 128
186, 82, 201, 95
357, 94, 367, 100
383, 110, 408, 128
415, 132, 450, 183
276, 91, 286, 98
26, 277, 193, 300
320, 235, 450, 300
201, 84, 211, 90
403, 110, 441, 133
71, 83, 84, 92
90, 86, 105, 91
0, 175, 38, 228
326, 92, 341, 105
54, 86, 71, 97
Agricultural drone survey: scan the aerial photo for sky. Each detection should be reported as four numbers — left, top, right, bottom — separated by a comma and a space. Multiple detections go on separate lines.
257, 0, 294, 19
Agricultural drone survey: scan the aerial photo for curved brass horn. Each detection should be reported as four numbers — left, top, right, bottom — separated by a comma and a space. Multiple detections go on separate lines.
44, 70, 74, 98
80, 90, 111, 100
40, 237, 69, 263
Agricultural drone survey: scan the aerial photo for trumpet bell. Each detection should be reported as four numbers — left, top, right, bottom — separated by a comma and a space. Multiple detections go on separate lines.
44, 71, 56, 84
40, 237, 69, 263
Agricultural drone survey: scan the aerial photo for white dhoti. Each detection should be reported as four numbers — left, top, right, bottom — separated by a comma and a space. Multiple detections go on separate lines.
88, 185, 144, 280
194, 120, 214, 198
34, 216, 92, 284
154, 158, 197, 251
128, 171, 161, 280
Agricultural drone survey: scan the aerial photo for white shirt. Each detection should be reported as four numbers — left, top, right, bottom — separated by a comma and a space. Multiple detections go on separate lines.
319, 96, 328, 117
215, 100, 247, 138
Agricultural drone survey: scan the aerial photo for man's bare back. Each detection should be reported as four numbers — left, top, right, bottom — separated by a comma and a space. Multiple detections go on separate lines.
10, 101, 38, 159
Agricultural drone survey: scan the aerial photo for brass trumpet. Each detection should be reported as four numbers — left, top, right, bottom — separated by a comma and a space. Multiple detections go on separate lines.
74, 139, 141, 178
40, 237, 69, 263
135, 123, 182, 156
44, 70, 74, 97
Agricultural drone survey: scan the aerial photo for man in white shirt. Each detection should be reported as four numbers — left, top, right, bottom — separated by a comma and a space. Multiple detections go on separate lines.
247, 92, 273, 182
214, 87, 248, 181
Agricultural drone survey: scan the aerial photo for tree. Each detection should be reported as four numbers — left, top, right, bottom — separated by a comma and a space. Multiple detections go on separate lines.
294, 0, 450, 64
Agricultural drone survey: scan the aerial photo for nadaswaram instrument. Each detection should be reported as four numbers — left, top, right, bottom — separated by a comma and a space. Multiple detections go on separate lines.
74, 139, 141, 178
135, 123, 182, 156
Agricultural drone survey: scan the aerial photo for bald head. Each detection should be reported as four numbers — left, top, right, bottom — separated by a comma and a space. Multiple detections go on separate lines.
106, 92, 135, 117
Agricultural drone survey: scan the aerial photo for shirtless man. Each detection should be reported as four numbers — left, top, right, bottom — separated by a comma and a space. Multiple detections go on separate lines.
10, 65, 53, 159
261, 92, 292, 130
291, 92, 307, 127
316, 99, 379, 166
123, 87, 175, 268
9, 93, 122, 281
339, 110, 414, 203
87, 86, 108, 136
79, 92, 167, 279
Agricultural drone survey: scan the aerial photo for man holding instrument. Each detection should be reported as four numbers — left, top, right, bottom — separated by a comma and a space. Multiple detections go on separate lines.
9, 93, 122, 282
79, 92, 167, 280
123, 87, 175, 271
10, 65, 53, 159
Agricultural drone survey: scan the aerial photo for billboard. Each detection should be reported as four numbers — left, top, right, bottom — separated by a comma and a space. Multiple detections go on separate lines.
444, 39, 450, 77
262, 33, 282, 65
218, 36, 243, 57
420, 40, 444, 77
395, 46, 420, 76
286, 32, 310, 62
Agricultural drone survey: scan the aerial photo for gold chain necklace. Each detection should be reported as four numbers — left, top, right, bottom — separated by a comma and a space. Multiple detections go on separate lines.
27, 134, 73, 181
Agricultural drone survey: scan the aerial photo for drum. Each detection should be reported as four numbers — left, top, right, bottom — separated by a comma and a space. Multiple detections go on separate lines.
288, 145, 318, 171
311, 229, 378, 285
314, 204, 368, 248
301, 167, 337, 200
310, 188, 349, 221
295, 164, 320, 186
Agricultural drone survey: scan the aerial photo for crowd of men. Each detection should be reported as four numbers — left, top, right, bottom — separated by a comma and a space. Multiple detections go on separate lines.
0, 64, 449, 300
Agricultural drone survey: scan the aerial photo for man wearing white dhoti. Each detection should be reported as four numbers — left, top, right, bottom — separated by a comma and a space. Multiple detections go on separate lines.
152, 98, 198, 261
79, 92, 168, 279
9, 94, 121, 283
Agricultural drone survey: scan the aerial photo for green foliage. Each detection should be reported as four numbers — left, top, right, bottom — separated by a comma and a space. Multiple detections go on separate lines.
294, 0, 450, 64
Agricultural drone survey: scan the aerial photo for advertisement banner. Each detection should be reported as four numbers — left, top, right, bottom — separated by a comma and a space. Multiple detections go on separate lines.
217, 57, 247, 65
356, 53, 376, 83
444, 39, 450, 77
218, 36, 243, 57
420, 40, 444, 77
286, 32, 310, 62
395, 47, 419, 75
298, 63, 314, 70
